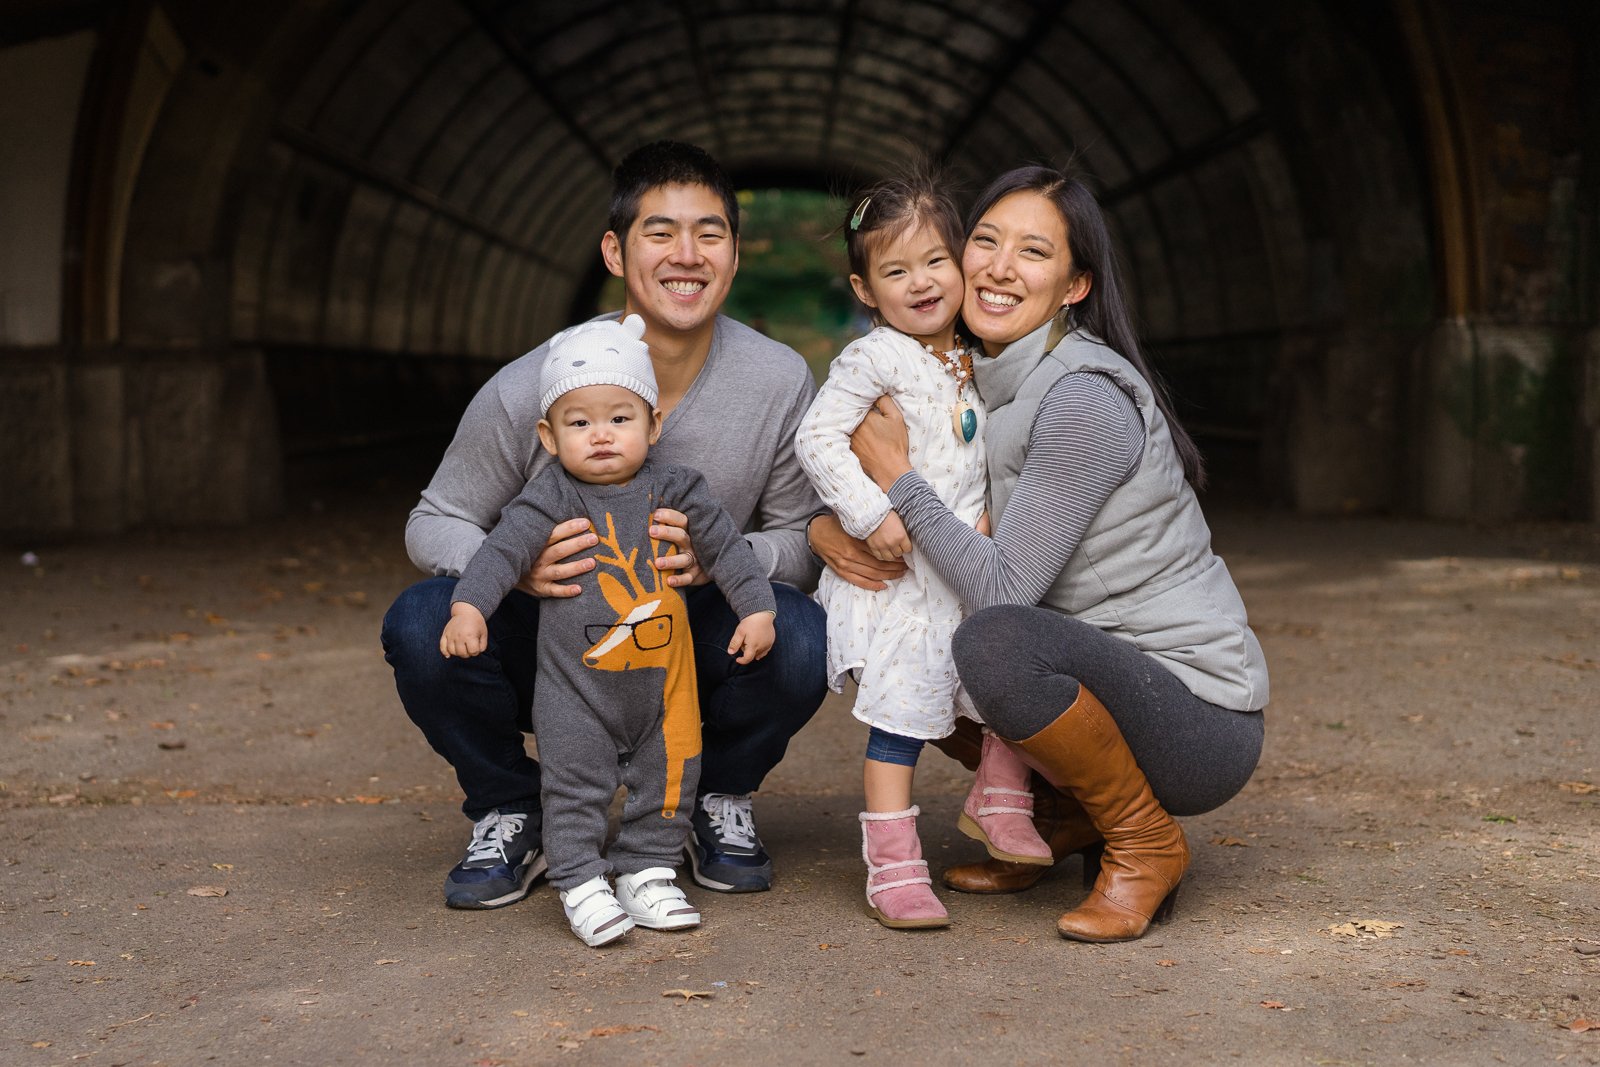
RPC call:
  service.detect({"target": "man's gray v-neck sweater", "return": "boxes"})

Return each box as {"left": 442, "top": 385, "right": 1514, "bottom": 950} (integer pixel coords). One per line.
{"left": 407, "top": 314, "right": 822, "bottom": 590}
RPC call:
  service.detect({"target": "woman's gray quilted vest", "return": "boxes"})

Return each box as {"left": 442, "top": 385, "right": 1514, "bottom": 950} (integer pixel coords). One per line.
{"left": 974, "top": 321, "right": 1269, "bottom": 711}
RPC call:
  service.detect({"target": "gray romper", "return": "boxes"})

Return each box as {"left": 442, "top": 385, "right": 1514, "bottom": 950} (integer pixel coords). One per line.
{"left": 452, "top": 459, "right": 776, "bottom": 890}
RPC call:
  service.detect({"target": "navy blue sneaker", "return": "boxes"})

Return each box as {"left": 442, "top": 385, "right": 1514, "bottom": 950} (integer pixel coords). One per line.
{"left": 687, "top": 793, "right": 772, "bottom": 893}
{"left": 444, "top": 810, "right": 547, "bottom": 909}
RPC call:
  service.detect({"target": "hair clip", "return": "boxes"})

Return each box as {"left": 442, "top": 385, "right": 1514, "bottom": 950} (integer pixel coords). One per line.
{"left": 849, "top": 196, "right": 872, "bottom": 231}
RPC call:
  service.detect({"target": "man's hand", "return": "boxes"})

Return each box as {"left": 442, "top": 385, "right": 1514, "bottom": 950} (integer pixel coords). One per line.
{"left": 808, "top": 513, "right": 907, "bottom": 591}
{"left": 649, "top": 508, "right": 708, "bottom": 588}
{"left": 977, "top": 511, "right": 992, "bottom": 537}
{"left": 440, "top": 602, "right": 489, "bottom": 658}
{"left": 727, "top": 612, "right": 776, "bottom": 664}
{"left": 865, "top": 510, "right": 912, "bottom": 561}
{"left": 515, "top": 517, "right": 598, "bottom": 598}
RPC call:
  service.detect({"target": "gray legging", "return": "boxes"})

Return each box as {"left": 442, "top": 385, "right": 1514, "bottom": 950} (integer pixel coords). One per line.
{"left": 952, "top": 605, "right": 1264, "bottom": 817}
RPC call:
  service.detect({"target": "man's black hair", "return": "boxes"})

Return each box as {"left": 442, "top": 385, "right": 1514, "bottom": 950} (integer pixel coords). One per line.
{"left": 607, "top": 140, "right": 740, "bottom": 241}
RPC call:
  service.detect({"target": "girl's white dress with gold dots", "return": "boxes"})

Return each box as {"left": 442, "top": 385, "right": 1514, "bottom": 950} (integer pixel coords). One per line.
{"left": 795, "top": 327, "right": 988, "bottom": 740}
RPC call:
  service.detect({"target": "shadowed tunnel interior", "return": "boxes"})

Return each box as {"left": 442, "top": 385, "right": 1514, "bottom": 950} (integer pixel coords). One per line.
{"left": 1, "top": 0, "right": 1596, "bottom": 536}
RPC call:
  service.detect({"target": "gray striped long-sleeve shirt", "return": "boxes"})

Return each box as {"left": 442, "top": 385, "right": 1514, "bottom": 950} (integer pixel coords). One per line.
{"left": 888, "top": 371, "right": 1145, "bottom": 612}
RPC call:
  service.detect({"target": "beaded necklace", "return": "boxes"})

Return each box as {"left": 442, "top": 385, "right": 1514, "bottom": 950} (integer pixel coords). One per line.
{"left": 922, "top": 336, "right": 978, "bottom": 444}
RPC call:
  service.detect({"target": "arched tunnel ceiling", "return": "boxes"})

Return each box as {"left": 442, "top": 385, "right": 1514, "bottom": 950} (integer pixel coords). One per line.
{"left": 16, "top": 0, "right": 1597, "bottom": 532}
{"left": 225, "top": 0, "right": 1323, "bottom": 369}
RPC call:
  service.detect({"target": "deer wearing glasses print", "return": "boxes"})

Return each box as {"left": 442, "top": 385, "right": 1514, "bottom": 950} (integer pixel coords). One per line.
{"left": 583, "top": 508, "right": 700, "bottom": 819}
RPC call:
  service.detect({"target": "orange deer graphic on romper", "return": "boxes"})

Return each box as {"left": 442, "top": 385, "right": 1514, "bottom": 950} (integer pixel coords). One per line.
{"left": 581, "top": 508, "right": 699, "bottom": 818}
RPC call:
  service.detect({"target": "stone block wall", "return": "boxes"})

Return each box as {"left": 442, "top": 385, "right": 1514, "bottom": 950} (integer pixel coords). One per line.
{"left": 0, "top": 348, "right": 281, "bottom": 541}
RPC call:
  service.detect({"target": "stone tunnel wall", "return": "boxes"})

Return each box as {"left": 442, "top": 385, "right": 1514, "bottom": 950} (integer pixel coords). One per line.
{"left": 0, "top": 0, "right": 1595, "bottom": 539}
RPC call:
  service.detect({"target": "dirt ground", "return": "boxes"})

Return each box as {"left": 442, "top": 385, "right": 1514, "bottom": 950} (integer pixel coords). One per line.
{"left": 2, "top": 473, "right": 1597, "bottom": 1067}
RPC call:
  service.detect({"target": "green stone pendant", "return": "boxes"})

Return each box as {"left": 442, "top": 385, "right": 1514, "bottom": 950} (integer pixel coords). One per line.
{"left": 953, "top": 402, "right": 978, "bottom": 444}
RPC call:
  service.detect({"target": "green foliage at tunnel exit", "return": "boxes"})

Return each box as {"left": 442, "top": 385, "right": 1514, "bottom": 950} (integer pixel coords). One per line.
{"left": 599, "top": 189, "right": 862, "bottom": 382}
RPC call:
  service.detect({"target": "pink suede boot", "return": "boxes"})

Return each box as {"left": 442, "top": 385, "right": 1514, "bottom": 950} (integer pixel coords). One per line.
{"left": 956, "top": 728, "right": 1053, "bottom": 865}
{"left": 860, "top": 807, "right": 950, "bottom": 930}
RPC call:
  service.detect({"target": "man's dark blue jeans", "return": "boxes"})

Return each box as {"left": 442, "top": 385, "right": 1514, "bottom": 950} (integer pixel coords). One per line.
{"left": 381, "top": 576, "right": 828, "bottom": 824}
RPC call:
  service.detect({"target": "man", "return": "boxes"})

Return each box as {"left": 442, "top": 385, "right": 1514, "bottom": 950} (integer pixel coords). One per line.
{"left": 381, "top": 141, "right": 828, "bottom": 908}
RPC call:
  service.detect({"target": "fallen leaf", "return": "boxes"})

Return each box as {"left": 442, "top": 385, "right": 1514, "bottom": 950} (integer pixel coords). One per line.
{"left": 555, "top": 1041, "right": 581, "bottom": 1051}
{"left": 186, "top": 886, "right": 228, "bottom": 898}
{"left": 32, "top": 1041, "right": 50, "bottom": 1049}
{"left": 1261, "top": 1000, "right": 1287, "bottom": 1010}
{"left": 68, "top": 960, "right": 95, "bottom": 967}
{"left": 661, "top": 988, "right": 713, "bottom": 1002}
{"left": 255, "top": 652, "right": 274, "bottom": 662}
{"left": 148, "top": 721, "right": 175, "bottom": 730}
{"left": 1326, "top": 918, "right": 1403, "bottom": 939}
{"left": 1542, "top": 653, "right": 1599, "bottom": 671}
{"left": 211, "top": 863, "right": 233, "bottom": 871}
{"left": 374, "top": 959, "right": 401, "bottom": 965}
{"left": 510, "top": 1010, "right": 528, "bottom": 1017}
{"left": 1210, "top": 835, "right": 1250, "bottom": 847}
{"left": 349, "top": 795, "right": 388, "bottom": 805}
{"left": 1565, "top": 1018, "right": 1596, "bottom": 1033}
{"left": 1157, "top": 959, "right": 1177, "bottom": 967}
{"left": 1559, "top": 781, "right": 1597, "bottom": 795}
{"left": 588, "top": 1024, "right": 659, "bottom": 1037}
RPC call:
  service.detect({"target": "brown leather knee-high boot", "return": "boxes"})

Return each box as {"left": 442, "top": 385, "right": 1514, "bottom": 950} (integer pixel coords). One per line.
{"left": 1013, "top": 685, "right": 1189, "bottom": 943}
{"left": 934, "top": 720, "right": 1103, "bottom": 895}
{"left": 930, "top": 717, "right": 985, "bottom": 771}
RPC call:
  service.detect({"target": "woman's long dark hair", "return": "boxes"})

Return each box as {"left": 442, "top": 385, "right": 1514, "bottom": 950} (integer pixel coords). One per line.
{"left": 967, "top": 166, "right": 1206, "bottom": 489}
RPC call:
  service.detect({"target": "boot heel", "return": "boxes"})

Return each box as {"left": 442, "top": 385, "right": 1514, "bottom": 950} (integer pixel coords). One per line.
{"left": 1151, "top": 881, "right": 1182, "bottom": 925}
{"left": 1076, "top": 842, "right": 1104, "bottom": 890}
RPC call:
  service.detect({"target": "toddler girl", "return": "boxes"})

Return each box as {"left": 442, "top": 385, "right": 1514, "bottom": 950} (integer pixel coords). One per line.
{"left": 795, "top": 173, "right": 1051, "bottom": 929}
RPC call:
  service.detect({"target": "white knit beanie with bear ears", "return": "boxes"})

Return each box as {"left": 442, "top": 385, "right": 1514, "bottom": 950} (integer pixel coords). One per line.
{"left": 538, "top": 313, "right": 658, "bottom": 418}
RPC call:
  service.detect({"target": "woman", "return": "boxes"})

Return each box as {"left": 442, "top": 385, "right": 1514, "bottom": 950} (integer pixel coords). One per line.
{"left": 843, "top": 166, "right": 1269, "bottom": 942}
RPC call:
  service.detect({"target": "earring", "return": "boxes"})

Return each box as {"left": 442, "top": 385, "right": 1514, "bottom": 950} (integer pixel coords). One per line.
{"left": 1047, "top": 303, "right": 1075, "bottom": 349}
